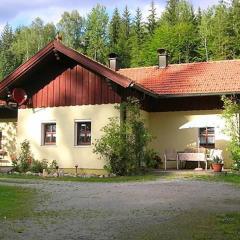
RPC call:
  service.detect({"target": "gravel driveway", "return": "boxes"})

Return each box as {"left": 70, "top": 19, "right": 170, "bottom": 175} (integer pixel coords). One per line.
{"left": 0, "top": 178, "right": 240, "bottom": 240}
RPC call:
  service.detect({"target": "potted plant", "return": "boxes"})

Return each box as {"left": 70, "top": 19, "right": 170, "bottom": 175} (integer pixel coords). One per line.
{"left": 211, "top": 156, "right": 224, "bottom": 172}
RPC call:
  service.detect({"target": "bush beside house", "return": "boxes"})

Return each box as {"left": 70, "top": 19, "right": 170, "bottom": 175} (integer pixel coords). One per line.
{"left": 94, "top": 98, "right": 159, "bottom": 176}
{"left": 222, "top": 96, "right": 240, "bottom": 171}
{"left": 12, "top": 140, "right": 55, "bottom": 174}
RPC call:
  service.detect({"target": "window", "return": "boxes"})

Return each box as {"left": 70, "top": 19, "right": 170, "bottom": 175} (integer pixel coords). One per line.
{"left": 0, "top": 131, "right": 2, "bottom": 149}
{"left": 42, "top": 123, "right": 56, "bottom": 145}
{"left": 199, "top": 127, "right": 215, "bottom": 148}
{"left": 75, "top": 121, "right": 91, "bottom": 146}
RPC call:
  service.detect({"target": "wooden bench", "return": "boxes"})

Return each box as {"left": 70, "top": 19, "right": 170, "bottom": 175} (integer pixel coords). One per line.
{"left": 177, "top": 152, "right": 207, "bottom": 170}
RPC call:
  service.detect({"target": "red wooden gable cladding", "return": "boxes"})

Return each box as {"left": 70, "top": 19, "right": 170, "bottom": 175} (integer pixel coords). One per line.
{"left": 30, "top": 64, "right": 121, "bottom": 108}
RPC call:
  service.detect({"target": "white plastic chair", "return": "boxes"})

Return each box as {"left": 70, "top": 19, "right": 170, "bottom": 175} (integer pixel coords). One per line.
{"left": 164, "top": 149, "right": 178, "bottom": 170}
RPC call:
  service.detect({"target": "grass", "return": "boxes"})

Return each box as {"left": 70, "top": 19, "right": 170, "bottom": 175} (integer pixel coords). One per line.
{"left": 180, "top": 172, "right": 240, "bottom": 186}
{"left": 0, "top": 185, "right": 35, "bottom": 219}
{"left": 0, "top": 173, "right": 159, "bottom": 183}
{"left": 1, "top": 168, "right": 238, "bottom": 183}
{"left": 128, "top": 211, "right": 240, "bottom": 240}
{"left": 0, "top": 171, "right": 239, "bottom": 184}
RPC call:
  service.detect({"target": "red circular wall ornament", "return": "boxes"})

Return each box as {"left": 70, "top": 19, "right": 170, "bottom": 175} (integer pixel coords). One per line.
{"left": 12, "top": 88, "right": 27, "bottom": 105}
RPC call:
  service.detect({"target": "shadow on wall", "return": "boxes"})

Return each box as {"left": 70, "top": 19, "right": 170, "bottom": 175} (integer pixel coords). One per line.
{"left": 0, "top": 121, "right": 17, "bottom": 161}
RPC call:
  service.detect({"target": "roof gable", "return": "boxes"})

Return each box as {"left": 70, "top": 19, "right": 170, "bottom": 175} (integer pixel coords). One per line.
{"left": 0, "top": 40, "right": 134, "bottom": 96}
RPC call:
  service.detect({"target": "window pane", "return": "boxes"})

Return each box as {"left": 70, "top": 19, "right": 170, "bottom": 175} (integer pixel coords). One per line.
{"left": 43, "top": 123, "right": 56, "bottom": 145}
{"left": 199, "top": 127, "right": 215, "bottom": 148}
{"left": 76, "top": 122, "right": 91, "bottom": 145}
{"left": 207, "top": 136, "right": 215, "bottom": 144}
{"left": 200, "top": 136, "right": 206, "bottom": 144}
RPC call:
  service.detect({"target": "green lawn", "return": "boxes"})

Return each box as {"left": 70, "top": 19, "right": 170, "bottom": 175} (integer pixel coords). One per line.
{"left": 0, "top": 172, "right": 240, "bottom": 184}
{"left": 0, "top": 173, "right": 159, "bottom": 183}
{"left": 181, "top": 172, "right": 240, "bottom": 186}
{"left": 0, "top": 185, "right": 35, "bottom": 219}
{"left": 130, "top": 211, "right": 240, "bottom": 240}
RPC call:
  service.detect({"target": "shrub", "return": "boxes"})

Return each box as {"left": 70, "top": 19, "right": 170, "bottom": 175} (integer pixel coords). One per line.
{"left": 15, "top": 140, "right": 33, "bottom": 172}
{"left": 30, "top": 159, "right": 48, "bottom": 173}
{"left": 94, "top": 97, "right": 155, "bottom": 175}
{"left": 145, "top": 149, "right": 162, "bottom": 169}
{"left": 48, "top": 160, "right": 58, "bottom": 173}
{"left": 229, "top": 141, "right": 240, "bottom": 170}
{"left": 222, "top": 96, "right": 240, "bottom": 171}
{"left": 12, "top": 140, "right": 50, "bottom": 173}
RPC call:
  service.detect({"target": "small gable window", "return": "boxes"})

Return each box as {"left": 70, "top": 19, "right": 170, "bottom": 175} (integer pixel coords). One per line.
{"left": 75, "top": 121, "right": 91, "bottom": 146}
{"left": 42, "top": 123, "right": 56, "bottom": 145}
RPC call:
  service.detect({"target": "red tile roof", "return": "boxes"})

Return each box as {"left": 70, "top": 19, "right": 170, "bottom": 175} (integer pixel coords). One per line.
{"left": 117, "top": 60, "right": 240, "bottom": 96}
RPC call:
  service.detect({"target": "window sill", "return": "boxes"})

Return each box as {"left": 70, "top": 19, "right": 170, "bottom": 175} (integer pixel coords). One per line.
{"left": 41, "top": 144, "right": 57, "bottom": 147}
{"left": 73, "top": 145, "right": 92, "bottom": 148}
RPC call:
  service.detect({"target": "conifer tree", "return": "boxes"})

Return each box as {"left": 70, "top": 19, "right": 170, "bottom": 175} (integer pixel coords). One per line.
{"left": 211, "top": 1, "right": 231, "bottom": 59}
{"left": 0, "top": 24, "right": 16, "bottom": 79}
{"left": 118, "top": 6, "right": 132, "bottom": 68}
{"left": 230, "top": 0, "right": 240, "bottom": 57}
{"left": 130, "top": 8, "right": 145, "bottom": 67}
{"left": 147, "top": 1, "right": 157, "bottom": 35}
{"left": 109, "top": 8, "right": 121, "bottom": 53}
{"left": 163, "top": 0, "right": 179, "bottom": 25}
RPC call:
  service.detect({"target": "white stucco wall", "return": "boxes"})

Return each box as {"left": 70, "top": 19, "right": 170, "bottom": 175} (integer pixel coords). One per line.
{"left": 17, "top": 104, "right": 120, "bottom": 169}
{"left": 0, "top": 120, "right": 17, "bottom": 164}
{"left": 16, "top": 106, "right": 233, "bottom": 170}
{"left": 148, "top": 110, "right": 232, "bottom": 168}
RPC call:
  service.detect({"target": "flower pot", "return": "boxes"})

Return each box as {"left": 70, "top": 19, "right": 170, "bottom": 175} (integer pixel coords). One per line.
{"left": 212, "top": 163, "right": 224, "bottom": 172}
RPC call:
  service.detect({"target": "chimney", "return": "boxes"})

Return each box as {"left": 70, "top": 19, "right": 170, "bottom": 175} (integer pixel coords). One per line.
{"left": 108, "top": 53, "right": 119, "bottom": 71}
{"left": 157, "top": 48, "right": 168, "bottom": 68}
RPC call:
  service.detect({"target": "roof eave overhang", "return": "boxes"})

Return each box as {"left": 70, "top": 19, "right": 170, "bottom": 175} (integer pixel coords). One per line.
{"left": 156, "top": 92, "right": 239, "bottom": 98}
{"left": 130, "top": 83, "right": 159, "bottom": 98}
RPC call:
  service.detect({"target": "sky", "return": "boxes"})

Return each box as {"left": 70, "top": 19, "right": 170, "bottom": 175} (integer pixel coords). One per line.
{"left": 0, "top": 0, "right": 219, "bottom": 33}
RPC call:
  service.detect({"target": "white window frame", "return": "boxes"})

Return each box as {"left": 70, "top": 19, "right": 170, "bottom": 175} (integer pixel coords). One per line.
{"left": 41, "top": 121, "right": 56, "bottom": 146}
{"left": 74, "top": 120, "right": 92, "bottom": 147}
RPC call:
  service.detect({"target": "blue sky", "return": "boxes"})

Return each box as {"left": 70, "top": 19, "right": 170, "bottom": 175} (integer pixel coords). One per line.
{"left": 0, "top": 0, "right": 219, "bottom": 32}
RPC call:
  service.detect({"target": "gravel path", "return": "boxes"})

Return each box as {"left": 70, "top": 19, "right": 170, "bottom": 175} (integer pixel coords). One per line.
{"left": 0, "top": 179, "right": 240, "bottom": 240}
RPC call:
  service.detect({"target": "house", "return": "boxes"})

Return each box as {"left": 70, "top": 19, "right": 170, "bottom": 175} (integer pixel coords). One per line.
{"left": 0, "top": 40, "right": 238, "bottom": 173}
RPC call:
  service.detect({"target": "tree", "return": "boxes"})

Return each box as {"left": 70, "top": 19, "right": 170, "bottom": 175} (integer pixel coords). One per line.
{"left": 222, "top": 96, "right": 240, "bottom": 170}
{"left": 43, "top": 23, "right": 57, "bottom": 44}
{"left": 109, "top": 8, "right": 121, "bottom": 53}
{"left": 85, "top": 4, "right": 109, "bottom": 63}
{"left": 94, "top": 98, "right": 154, "bottom": 175}
{"left": 229, "top": 0, "right": 240, "bottom": 58}
{"left": 199, "top": 9, "right": 214, "bottom": 61}
{"left": 211, "top": 2, "right": 231, "bottom": 60}
{"left": 163, "top": 0, "right": 179, "bottom": 25}
{"left": 130, "top": 8, "right": 146, "bottom": 67}
{"left": 142, "top": 0, "right": 199, "bottom": 65}
{"left": 0, "top": 24, "right": 16, "bottom": 79}
{"left": 122, "top": 6, "right": 131, "bottom": 39}
{"left": 11, "top": 18, "right": 56, "bottom": 67}
{"left": 57, "top": 10, "right": 84, "bottom": 50}
{"left": 147, "top": 1, "right": 158, "bottom": 35}
{"left": 117, "top": 6, "right": 132, "bottom": 68}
